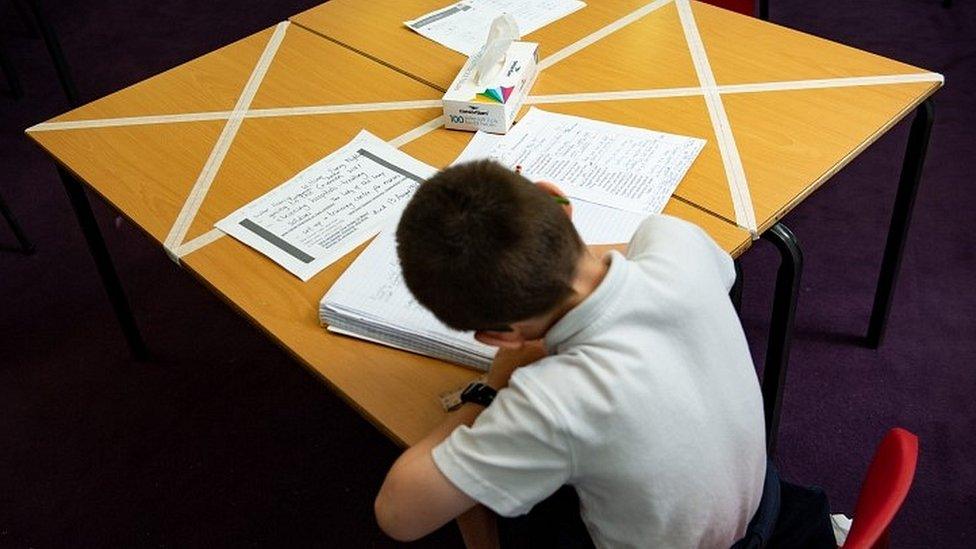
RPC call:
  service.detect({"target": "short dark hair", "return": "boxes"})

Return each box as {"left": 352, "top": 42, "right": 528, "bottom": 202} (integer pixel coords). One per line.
{"left": 396, "top": 160, "right": 584, "bottom": 331}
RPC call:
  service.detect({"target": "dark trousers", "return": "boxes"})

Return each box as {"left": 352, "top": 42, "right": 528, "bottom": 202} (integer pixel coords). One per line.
{"left": 499, "top": 486, "right": 595, "bottom": 549}
{"left": 766, "top": 481, "right": 836, "bottom": 549}
{"left": 501, "top": 467, "right": 834, "bottom": 549}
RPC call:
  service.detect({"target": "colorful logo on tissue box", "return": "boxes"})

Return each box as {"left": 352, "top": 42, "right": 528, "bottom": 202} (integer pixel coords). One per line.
{"left": 474, "top": 86, "right": 515, "bottom": 104}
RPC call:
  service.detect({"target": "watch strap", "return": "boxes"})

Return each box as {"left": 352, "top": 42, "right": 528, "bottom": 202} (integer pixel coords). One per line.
{"left": 460, "top": 382, "right": 497, "bottom": 408}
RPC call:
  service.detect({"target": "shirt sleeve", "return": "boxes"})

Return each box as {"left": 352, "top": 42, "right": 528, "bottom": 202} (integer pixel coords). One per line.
{"left": 626, "top": 214, "right": 736, "bottom": 291}
{"left": 431, "top": 372, "right": 573, "bottom": 517}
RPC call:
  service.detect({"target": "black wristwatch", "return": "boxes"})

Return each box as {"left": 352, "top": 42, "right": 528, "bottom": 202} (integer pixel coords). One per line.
{"left": 460, "top": 382, "right": 497, "bottom": 408}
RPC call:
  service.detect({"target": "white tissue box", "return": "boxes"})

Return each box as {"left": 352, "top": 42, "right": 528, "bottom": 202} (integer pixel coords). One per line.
{"left": 443, "top": 41, "right": 539, "bottom": 134}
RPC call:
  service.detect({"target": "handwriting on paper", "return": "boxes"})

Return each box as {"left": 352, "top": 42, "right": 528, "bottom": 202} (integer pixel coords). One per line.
{"left": 216, "top": 130, "right": 436, "bottom": 281}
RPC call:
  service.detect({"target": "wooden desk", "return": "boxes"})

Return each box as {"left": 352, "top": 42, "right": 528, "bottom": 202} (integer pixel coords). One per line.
{"left": 529, "top": 0, "right": 942, "bottom": 234}
{"left": 289, "top": 0, "right": 943, "bottom": 451}
{"left": 292, "top": 0, "right": 941, "bottom": 234}
{"left": 27, "top": 23, "right": 749, "bottom": 447}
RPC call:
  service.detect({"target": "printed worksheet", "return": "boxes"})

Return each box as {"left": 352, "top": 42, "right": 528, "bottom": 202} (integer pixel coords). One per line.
{"left": 405, "top": 0, "right": 586, "bottom": 56}
{"left": 216, "top": 130, "right": 436, "bottom": 281}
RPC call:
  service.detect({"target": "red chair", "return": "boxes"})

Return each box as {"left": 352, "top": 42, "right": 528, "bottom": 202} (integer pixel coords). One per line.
{"left": 699, "top": 0, "right": 769, "bottom": 20}
{"left": 842, "top": 428, "right": 919, "bottom": 549}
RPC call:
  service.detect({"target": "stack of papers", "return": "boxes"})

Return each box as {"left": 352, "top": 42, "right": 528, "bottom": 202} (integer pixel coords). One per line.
{"left": 320, "top": 229, "right": 497, "bottom": 371}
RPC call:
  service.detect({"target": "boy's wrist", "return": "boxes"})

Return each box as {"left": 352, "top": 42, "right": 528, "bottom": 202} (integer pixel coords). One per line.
{"left": 485, "top": 368, "right": 512, "bottom": 391}
{"left": 485, "top": 340, "right": 547, "bottom": 389}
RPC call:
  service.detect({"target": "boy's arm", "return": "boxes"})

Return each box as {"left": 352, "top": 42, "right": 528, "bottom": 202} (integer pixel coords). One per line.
{"left": 374, "top": 404, "right": 482, "bottom": 542}
{"left": 374, "top": 343, "right": 546, "bottom": 542}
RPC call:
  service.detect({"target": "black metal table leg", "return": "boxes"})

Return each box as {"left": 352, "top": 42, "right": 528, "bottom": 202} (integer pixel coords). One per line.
{"left": 23, "top": 0, "right": 79, "bottom": 106}
{"left": 866, "top": 99, "right": 934, "bottom": 348}
{"left": 57, "top": 166, "right": 148, "bottom": 360}
{"left": 760, "top": 223, "right": 802, "bottom": 457}
{"left": 758, "top": 0, "right": 769, "bottom": 20}
{"left": 0, "top": 189, "right": 34, "bottom": 253}
{"left": 730, "top": 259, "right": 744, "bottom": 314}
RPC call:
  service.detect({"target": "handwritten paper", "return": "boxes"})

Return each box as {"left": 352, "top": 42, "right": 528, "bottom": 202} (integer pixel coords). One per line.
{"left": 405, "top": 0, "right": 586, "bottom": 56}
{"left": 216, "top": 130, "right": 435, "bottom": 281}
{"left": 453, "top": 129, "right": 646, "bottom": 244}
{"left": 455, "top": 108, "right": 706, "bottom": 219}
{"left": 320, "top": 229, "right": 496, "bottom": 370}
{"left": 452, "top": 109, "right": 704, "bottom": 244}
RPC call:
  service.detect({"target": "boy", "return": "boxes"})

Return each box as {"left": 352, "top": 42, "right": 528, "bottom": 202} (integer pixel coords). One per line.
{"left": 375, "top": 160, "right": 767, "bottom": 547}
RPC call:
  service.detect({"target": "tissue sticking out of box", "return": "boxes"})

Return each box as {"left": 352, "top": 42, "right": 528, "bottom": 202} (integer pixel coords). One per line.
{"left": 475, "top": 14, "right": 519, "bottom": 86}
{"left": 443, "top": 15, "right": 539, "bottom": 134}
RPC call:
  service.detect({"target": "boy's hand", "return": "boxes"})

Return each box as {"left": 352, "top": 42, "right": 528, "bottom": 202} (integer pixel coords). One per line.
{"left": 486, "top": 340, "right": 547, "bottom": 389}
{"left": 375, "top": 343, "right": 547, "bottom": 542}
{"left": 535, "top": 181, "right": 573, "bottom": 219}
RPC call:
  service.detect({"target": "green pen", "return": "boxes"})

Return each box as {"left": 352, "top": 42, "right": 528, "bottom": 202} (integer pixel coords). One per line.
{"left": 516, "top": 164, "right": 571, "bottom": 206}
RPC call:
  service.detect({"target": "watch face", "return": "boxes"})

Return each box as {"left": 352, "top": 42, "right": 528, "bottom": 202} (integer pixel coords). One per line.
{"left": 461, "top": 383, "right": 495, "bottom": 406}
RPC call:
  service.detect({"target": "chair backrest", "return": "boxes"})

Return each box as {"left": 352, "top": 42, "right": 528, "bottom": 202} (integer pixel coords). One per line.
{"left": 842, "top": 428, "right": 919, "bottom": 549}
{"left": 698, "top": 0, "right": 756, "bottom": 17}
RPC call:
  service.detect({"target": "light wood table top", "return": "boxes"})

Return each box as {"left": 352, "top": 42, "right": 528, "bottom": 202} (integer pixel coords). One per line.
{"left": 290, "top": 0, "right": 652, "bottom": 92}
{"left": 27, "top": 23, "right": 749, "bottom": 446}
{"left": 291, "top": 0, "right": 942, "bottom": 234}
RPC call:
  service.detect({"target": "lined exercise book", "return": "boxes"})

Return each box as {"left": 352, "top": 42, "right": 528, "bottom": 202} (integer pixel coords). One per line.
{"left": 320, "top": 229, "right": 497, "bottom": 371}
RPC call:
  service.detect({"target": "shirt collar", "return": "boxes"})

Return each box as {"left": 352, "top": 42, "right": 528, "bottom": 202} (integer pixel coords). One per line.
{"left": 544, "top": 251, "right": 628, "bottom": 353}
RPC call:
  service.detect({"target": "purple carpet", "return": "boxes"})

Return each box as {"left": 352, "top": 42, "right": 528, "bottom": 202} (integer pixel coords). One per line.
{"left": 1, "top": 0, "right": 973, "bottom": 547}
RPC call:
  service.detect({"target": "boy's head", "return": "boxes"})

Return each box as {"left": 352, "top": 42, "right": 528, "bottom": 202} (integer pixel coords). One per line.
{"left": 396, "top": 160, "right": 583, "bottom": 343}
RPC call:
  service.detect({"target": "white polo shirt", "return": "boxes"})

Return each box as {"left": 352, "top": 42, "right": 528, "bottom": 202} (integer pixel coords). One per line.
{"left": 432, "top": 215, "right": 766, "bottom": 549}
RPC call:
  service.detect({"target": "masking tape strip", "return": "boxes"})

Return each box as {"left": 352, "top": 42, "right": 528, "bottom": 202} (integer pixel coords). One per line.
{"left": 719, "top": 72, "right": 944, "bottom": 95}
{"left": 174, "top": 228, "right": 225, "bottom": 258}
{"left": 163, "top": 22, "right": 289, "bottom": 256}
{"left": 245, "top": 99, "right": 443, "bottom": 119}
{"left": 677, "top": 0, "right": 757, "bottom": 235}
{"left": 387, "top": 115, "right": 444, "bottom": 149}
{"left": 538, "top": 0, "right": 674, "bottom": 72}
{"left": 528, "top": 87, "right": 704, "bottom": 104}
{"left": 525, "top": 72, "right": 944, "bottom": 105}
{"left": 28, "top": 99, "right": 443, "bottom": 132}
{"left": 27, "top": 111, "right": 234, "bottom": 131}
{"left": 28, "top": 74, "right": 942, "bottom": 134}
